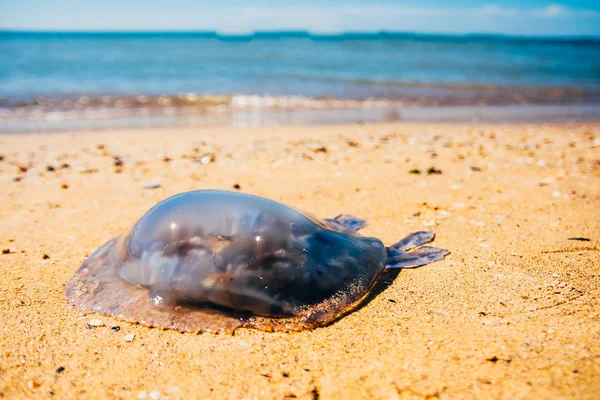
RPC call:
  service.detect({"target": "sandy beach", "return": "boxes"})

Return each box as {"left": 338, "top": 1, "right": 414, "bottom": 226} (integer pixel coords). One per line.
{"left": 0, "top": 122, "right": 599, "bottom": 399}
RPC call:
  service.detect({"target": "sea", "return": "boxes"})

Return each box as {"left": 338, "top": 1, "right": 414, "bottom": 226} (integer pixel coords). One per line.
{"left": 1, "top": 31, "right": 600, "bottom": 132}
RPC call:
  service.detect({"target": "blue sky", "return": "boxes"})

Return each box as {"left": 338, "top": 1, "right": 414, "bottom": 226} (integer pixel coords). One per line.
{"left": 1, "top": 1, "right": 599, "bottom": 36}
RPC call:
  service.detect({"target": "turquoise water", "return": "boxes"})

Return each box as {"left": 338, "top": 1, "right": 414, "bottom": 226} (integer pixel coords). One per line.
{"left": 1, "top": 31, "right": 600, "bottom": 105}
{"left": 1, "top": 31, "right": 599, "bottom": 131}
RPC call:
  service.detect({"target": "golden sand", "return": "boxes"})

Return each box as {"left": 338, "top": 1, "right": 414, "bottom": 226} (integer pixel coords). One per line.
{"left": 1, "top": 123, "right": 599, "bottom": 399}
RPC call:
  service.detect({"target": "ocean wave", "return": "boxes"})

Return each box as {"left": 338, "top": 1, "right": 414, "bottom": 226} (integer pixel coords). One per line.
{"left": 2, "top": 86, "right": 600, "bottom": 127}
{"left": 0, "top": 94, "right": 405, "bottom": 120}
{"left": 2, "top": 80, "right": 598, "bottom": 116}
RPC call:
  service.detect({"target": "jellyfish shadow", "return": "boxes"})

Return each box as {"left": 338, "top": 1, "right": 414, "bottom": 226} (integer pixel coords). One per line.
{"left": 330, "top": 268, "right": 404, "bottom": 326}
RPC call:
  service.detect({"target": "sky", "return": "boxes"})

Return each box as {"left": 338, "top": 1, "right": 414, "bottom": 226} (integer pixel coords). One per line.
{"left": 1, "top": 0, "right": 599, "bottom": 36}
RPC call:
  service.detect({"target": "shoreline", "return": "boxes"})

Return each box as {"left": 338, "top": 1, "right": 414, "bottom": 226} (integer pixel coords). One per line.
{"left": 2, "top": 104, "right": 600, "bottom": 134}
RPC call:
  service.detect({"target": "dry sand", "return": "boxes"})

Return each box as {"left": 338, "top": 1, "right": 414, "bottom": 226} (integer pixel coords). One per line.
{"left": 0, "top": 122, "right": 599, "bottom": 399}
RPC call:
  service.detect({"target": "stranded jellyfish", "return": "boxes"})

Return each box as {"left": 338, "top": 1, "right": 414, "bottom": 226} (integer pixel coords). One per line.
{"left": 67, "top": 190, "right": 449, "bottom": 333}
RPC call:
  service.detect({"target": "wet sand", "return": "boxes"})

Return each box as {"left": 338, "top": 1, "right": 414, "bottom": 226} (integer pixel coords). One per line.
{"left": 0, "top": 122, "right": 599, "bottom": 399}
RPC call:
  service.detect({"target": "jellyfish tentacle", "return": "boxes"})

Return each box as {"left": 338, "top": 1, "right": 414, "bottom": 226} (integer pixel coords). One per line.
{"left": 324, "top": 214, "right": 368, "bottom": 232}
{"left": 385, "top": 246, "right": 449, "bottom": 269}
{"left": 389, "top": 231, "right": 435, "bottom": 252}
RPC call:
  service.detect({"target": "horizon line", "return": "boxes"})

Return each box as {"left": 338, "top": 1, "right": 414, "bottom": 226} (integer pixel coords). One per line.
{"left": 1, "top": 29, "right": 599, "bottom": 41}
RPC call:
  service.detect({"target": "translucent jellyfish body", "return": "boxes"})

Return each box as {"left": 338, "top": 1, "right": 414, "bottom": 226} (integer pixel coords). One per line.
{"left": 67, "top": 190, "right": 448, "bottom": 332}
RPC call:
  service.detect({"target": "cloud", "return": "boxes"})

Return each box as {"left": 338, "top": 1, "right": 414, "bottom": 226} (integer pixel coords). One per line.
{"left": 341, "top": 4, "right": 522, "bottom": 18}
{"left": 472, "top": 5, "right": 521, "bottom": 17}
{"left": 531, "top": 3, "right": 600, "bottom": 18}
{"left": 541, "top": 4, "right": 568, "bottom": 17}
{"left": 211, "top": 4, "right": 600, "bottom": 33}
{"left": 1, "top": 2, "right": 599, "bottom": 35}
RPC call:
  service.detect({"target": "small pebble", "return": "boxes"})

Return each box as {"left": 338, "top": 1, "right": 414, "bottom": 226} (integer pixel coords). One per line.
{"left": 552, "top": 191, "right": 561, "bottom": 198}
{"left": 196, "top": 153, "right": 215, "bottom": 164}
{"left": 88, "top": 319, "right": 104, "bottom": 327}
{"left": 55, "top": 366, "right": 65, "bottom": 373}
{"left": 110, "top": 326, "right": 121, "bottom": 332}
{"left": 42, "top": 254, "right": 50, "bottom": 260}
{"left": 542, "top": 177, "right": 556, "bottom": 184}
{"left": 143, "top": 181, "right": 161, "bottom": 189}
{"left": 124, "top": 333, "right": 135, "bottom": 342}
{"left": 149, "top": 390, "right": 161, "bottom": 399}
{"left": 2, "top": 249, "right": 10, "bottom": 254}
{"left": 76, "top": 167, "right": 99, "bottom": 174}
{"left": 233, "top": 183, "right": 241, "bottom": 190}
